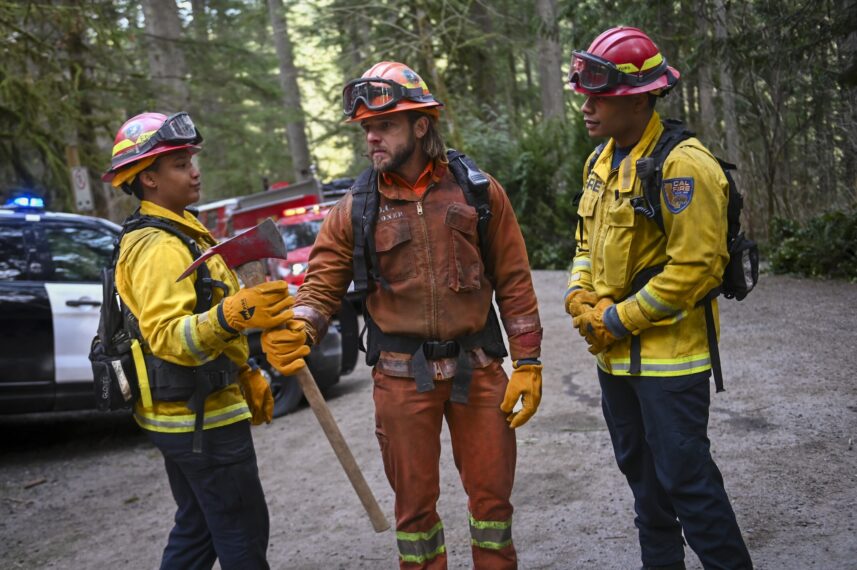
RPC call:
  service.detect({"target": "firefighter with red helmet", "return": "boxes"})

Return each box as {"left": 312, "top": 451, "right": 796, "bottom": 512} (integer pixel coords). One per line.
{"left": 103, "top": 111, "right": 307, "bottom": 569}
{"left": 565, "top": 27, "right": 753, "bottom": 569}
{"left": 263, "top": 61, "right": 543, "bottom": 569}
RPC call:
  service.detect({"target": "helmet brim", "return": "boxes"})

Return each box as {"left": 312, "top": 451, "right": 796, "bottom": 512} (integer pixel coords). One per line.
{"left": 101, "top": 143, "right": 201, "bottom": 183}
{"left": 345, "top": 100, "right": 442, "bottom": 123}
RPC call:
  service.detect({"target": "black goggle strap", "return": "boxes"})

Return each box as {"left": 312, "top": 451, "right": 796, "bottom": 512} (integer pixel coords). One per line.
{"left": 343, "top": 77, "right": 429, "bottom": 115}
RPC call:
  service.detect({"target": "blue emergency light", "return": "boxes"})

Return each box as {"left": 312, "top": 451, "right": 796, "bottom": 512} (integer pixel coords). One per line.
{"left": 4, "top": 195, "right": 45, "bottom": 209}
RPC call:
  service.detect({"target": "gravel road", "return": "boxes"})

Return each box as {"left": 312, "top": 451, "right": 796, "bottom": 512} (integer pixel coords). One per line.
{"left": 1, "top": 271, "right": 856, "bottom": 569}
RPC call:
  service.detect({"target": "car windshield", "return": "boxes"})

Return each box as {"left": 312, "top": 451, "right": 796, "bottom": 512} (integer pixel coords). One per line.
{"left": 280, "top": 220, "right": 324, "bottom": 251}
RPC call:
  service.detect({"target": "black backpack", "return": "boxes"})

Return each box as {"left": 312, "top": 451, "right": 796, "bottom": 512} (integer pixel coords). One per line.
{"left": 89, "top": 214, "right": 218, "bottom": 411}
{"left": 585, "top": 119, "right": 760, "bottom": 391}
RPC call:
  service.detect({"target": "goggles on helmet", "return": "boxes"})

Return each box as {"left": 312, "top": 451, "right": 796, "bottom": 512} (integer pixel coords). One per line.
{"left": 569, "top": 50, "right": 668, "bottom": 93}
{"left": 111, "top": 112, "right": 202, "bottom": 170}
{"left": 342, "top": 77, "right": 432, "bottom": 118}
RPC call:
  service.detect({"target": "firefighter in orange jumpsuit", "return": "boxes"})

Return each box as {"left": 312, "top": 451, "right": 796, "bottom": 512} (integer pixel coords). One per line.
{"left": 262, "top": 61, "right": 543, "bottom": 569}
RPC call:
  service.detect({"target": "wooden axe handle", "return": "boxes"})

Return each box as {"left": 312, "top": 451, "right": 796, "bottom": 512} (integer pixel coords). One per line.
{"left": 237, "top": 262, "right": 390, "bottom": 533}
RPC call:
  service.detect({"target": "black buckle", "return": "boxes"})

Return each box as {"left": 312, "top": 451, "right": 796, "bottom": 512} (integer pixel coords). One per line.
{"left": 422, "top": 340, "right": 460, "bottom": 360}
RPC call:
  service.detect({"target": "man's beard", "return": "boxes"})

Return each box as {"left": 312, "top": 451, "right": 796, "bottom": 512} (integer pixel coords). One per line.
{"left": 374, "top": 137, "right": 416, "bottom": 173}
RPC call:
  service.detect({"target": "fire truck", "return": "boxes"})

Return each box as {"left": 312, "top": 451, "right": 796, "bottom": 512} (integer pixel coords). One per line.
{"left": 196, "top": 178, "right": 321, "bottom": 239}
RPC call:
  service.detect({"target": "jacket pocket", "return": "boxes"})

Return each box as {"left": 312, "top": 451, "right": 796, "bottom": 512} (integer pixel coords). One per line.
{"left": 375, "top": 218, "right": 416, "bottom": 283}
{"left": 445, "top": 202, "right": 482, "bottom": 292}
{"left": 577, "top": 190, "right": 598, "bottom": 218}
{"left": 601, "top": 199, "right": 636, "bottom": 288}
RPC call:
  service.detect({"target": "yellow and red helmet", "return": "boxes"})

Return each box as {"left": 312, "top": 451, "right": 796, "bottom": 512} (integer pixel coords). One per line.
{"left": 101, "top": 112, "right": 202, "bottom": 184}
{"left": 568, "top": 27, "right": 680, "bottom": 97}
{"left": 342, "top": 61, "right": 443, "bottom": 123}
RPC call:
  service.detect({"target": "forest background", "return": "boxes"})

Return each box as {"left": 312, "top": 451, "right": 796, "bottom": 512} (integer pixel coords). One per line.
{"left": 2, "top": 0, "right": 856, "bottom": 275}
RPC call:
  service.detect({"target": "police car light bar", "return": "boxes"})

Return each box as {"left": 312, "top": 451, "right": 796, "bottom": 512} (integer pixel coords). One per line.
{"left": 5, "top": 195, "right": 45, "bottom": 209}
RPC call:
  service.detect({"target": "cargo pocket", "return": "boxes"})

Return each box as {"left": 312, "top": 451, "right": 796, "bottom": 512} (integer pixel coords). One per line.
{"left": 445, "top": 202, "right": 482, "bottom": 292}
{"left": 375, "top": 218, "right": 416, "bottom": 283}
{"left": 601, "top": 199, "right": 636, "bottom": 288}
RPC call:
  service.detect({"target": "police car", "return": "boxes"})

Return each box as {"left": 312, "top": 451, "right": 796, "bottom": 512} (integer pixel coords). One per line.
{"left": 0, "top": 196, "right": 344, "bottom": 417}
{"left": 0, "top": 196, "right": 120, "bottom": 413}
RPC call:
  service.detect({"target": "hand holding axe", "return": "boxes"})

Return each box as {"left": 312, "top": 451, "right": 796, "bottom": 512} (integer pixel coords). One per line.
{"left": 178, "top": 218, "right": 390, "bottom": 532}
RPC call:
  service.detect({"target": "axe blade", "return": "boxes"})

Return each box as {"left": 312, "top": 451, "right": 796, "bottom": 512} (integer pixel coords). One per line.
{"left": 176, "top": 218, "right": 287, "bottom": 282}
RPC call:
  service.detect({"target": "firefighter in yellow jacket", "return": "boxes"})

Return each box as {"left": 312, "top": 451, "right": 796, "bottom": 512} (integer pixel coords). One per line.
{"left": 565, "top": 28, "right": 753, "bottom": 570}
{"left": 102, "top": 111, "right": 307, "bottom": 570}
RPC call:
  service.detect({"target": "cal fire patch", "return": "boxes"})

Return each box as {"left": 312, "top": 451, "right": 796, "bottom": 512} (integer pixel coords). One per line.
{"left": 662, "top": 177, "right": 694, "bottom": 214}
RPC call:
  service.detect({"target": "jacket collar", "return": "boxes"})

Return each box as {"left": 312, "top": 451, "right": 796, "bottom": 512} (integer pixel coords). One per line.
{"left": 139, "top": 200, "right": 216, "bottom": 245}
{"left": 378, "top": 156, "right": 449, "bottom": 201}
{"left": 591, "top": 111, "right": 664, "bottom": 194}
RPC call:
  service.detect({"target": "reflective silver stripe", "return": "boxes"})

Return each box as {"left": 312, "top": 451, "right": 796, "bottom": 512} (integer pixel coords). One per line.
{"left": 396, "top": 521, "right": 445, "bottom": 563}
{"left": 637, "top": 287, "right": 681, "bottom": 319}
{"left": 572, "top": 258, "right": 591, "bottom": 271}
{"left": 469, "top": 514, "right": 512, "bottom": 550}
{"left": 182, "top": 316, "right": 209, "bottom": 362}
{"left": 135, "top": 403, "right": 250, "bottom": 430}
{"left": 610, "top": 356, "right": 711, "bottom": 375}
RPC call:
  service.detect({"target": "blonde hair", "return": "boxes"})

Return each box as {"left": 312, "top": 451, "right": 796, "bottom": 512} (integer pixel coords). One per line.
{"left": 408, "top": 111, "right": 446, "bottom": 161}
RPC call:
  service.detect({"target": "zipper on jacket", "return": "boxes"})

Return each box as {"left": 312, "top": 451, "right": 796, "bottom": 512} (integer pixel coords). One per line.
{"left": 416, "top": 196, "right": 437, "bottom": 339}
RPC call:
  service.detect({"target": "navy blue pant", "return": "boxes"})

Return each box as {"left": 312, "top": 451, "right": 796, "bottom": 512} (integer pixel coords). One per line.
{"left": 598, "top": 369, "right": 752, "bottom": 570}
{"left": 147, "top": 420, "right": 270, "bottom": 570}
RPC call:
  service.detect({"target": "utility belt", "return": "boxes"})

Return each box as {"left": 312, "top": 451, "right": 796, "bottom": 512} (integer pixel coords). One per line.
{"left": 621, "top": 265, "right": 724, "bottom": 392}
{"left": 363, "top": 306, "right": 507, "bottom": 403}
{"left": 142, "top": 353, "right": 239, "bottom": 452}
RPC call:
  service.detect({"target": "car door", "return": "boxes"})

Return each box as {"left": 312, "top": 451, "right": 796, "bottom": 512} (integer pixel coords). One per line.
{"left": 36, "top": 220, "right": 117, "bottom": 385}
{"left": 0, "top": 219, "right": 54, "bottom": 412}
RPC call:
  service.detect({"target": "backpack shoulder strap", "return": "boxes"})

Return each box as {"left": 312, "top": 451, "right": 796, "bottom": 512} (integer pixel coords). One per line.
{"left": 637, "top": 119, "right": 694, "bottom": 233}
{"left": 350, "top": 166, "right": 380, "bottom": 296}
{"left": 119, "top": 212, "right": 215, "bottom": 313}
{"left": 446, "top": 148, "right": 492, "bottom": 252}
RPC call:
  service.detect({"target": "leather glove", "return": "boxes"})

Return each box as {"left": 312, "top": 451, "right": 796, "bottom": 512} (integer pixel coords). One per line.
{"left": 219, "top": 281, "right": 294, "bottom": 333}
{"left": 572, "top": 298, "right": 618, "bottom": 355}
{"left": 564, "top": 288, "right": 599, "bottom": 318}
{"left": 500, "top": 359, "right": 543, "bottom": 429}
{"left": 239, "top": 367, "right": 274, "bottom": 425}
{"left": 262, "top": 319, "right": 312, "bottom": 376}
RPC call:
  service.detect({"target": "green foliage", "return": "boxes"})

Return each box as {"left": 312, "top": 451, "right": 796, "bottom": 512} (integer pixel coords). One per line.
{"left": 460, "top": 114, "right": 592, "bottom": 269}
{"left": 768, "top": 211, "right": 857, "bottom": 280}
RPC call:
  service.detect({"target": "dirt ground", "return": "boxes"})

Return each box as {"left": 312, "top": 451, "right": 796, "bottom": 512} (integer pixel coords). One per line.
{"left": 1, "top": 271, "right": 856, "bottom": 569}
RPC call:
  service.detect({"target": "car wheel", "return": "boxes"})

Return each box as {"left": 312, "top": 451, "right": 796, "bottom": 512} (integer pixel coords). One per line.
{"left": 259, "top": 364, "right": 304, "bottom": 418}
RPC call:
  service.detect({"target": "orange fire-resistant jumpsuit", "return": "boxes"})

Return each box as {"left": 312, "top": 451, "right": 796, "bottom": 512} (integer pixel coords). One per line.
{"left": 294, "top": 157, "right": 541, "bottom": 569}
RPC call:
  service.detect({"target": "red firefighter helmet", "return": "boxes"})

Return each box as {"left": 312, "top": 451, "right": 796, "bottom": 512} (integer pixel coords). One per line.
{"left": 568, "top": 27, "right": 680, "bottom": 97}
{"left": 342, "top": 61, "right": 443, "bottom": 123}
{"left": 101, "top": 112, "right": 202, "bottom": 183}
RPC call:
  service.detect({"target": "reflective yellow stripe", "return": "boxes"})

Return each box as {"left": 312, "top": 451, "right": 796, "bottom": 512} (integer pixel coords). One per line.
{"left": 603, "top": 353, "right": 711, "bottom": 377}
{"left": 469, "top": 514, "right": 513, "bottom": 550}
{"left": 131, "top": 339, "right": 152, "bottom": 408}
{"left": 397, "top": 521, "right": 446, "bottom": 563}
{"left": 134, "top": 402, "right": 251, "bottom": 432}
{"left": 616, "top": 52, "right": 663, "bottom": 74}
{"left": 112, "top": 130, "right": 156, "bottom": 155}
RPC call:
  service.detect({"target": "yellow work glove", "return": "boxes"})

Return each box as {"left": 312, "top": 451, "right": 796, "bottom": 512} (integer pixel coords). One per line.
{"left": 262, "top": 319, "right": 312, "bottom": 377}
{"left": 239, "top": 367, "right": 274, "bottom": 425}
{"left": 500, "top": 359, "right": 543, "bottom": 429}
{"left": 572, "top": 298, "right": 621, "bottom": 355}
{"left": 218, "top": 281, "right": 294, "bottom": 333}
{"left": 564, "top": 288, "right": 599, "bottom": 318}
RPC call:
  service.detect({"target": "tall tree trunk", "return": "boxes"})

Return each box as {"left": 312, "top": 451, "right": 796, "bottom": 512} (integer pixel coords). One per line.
{"left": 535, "top": 0, "right": 565, "bottom": 122}
{"left": 414, "top": 2, "right": 460, "bottom": 148}
{"left": 695, "top": 1, "right": 715, "bottom": 143}
{"left": 267, "top": 0, "right": 312, "bottom": 181}
{"left": 141, "top": 0, "right": 190, "bottom": 111}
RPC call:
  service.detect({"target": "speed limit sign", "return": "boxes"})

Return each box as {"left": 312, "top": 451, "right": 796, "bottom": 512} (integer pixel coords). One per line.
{"left": 70, "top": 166, "right": 93, "bottom": 211}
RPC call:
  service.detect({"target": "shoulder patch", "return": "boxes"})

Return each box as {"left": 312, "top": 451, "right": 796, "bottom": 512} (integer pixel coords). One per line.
{"left": 662, "top": 177, "right": 694, "bottom": 214}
